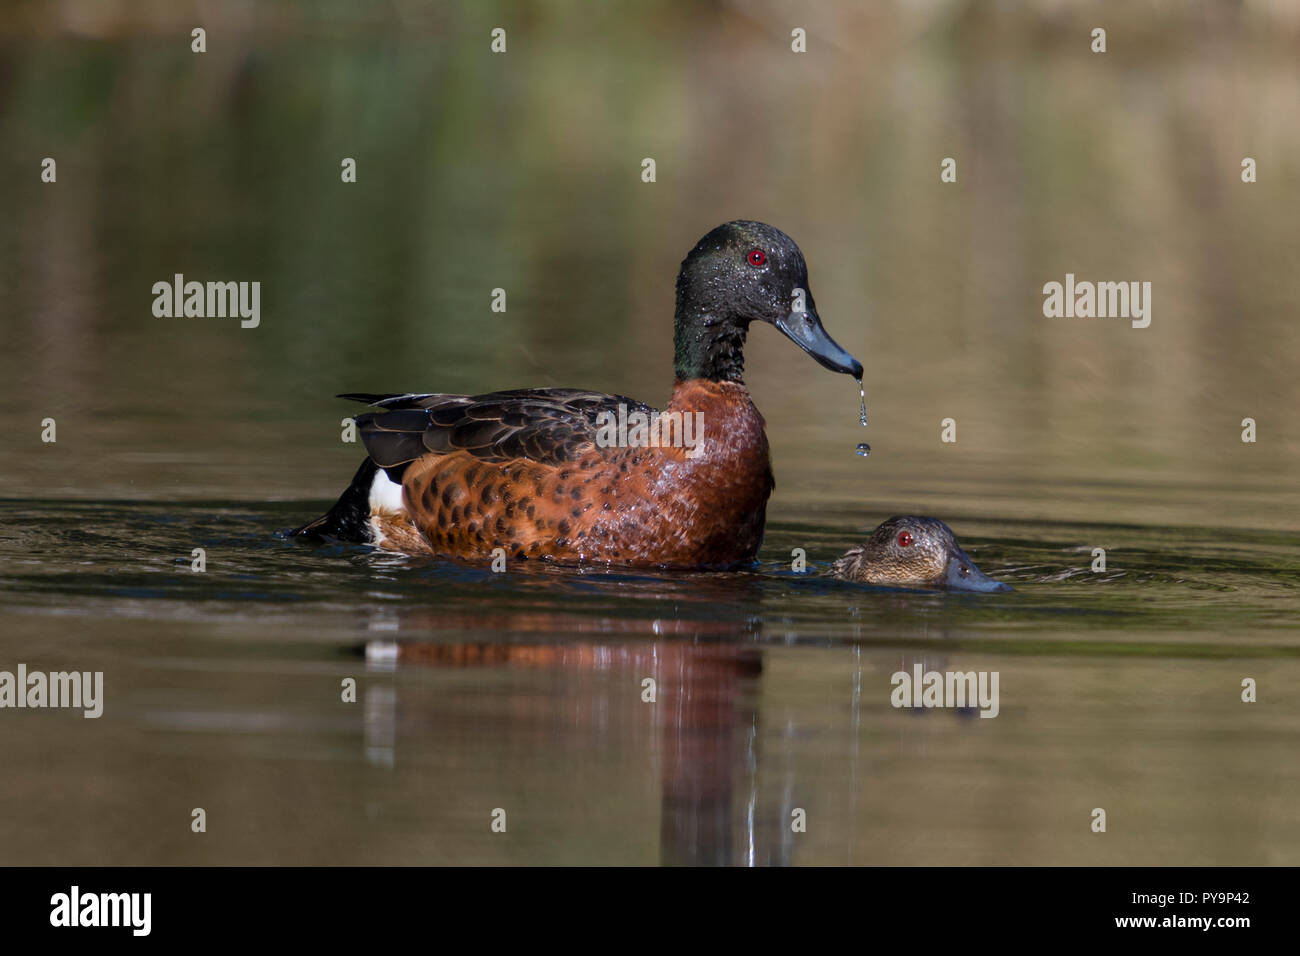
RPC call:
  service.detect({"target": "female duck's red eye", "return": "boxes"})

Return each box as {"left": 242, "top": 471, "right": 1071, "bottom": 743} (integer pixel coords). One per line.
{"left": 897, "top": 531, "right": 914, "bottom": 547}
{"left": 747, "top": 249, "right": 766, "bottom": 267}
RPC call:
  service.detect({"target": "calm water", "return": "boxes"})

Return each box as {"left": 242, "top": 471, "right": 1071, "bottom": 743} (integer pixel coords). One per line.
{"left": 1, "top": 2, "right": 1298, "bottom": 865}
{"left": 0, "top": 498, "right": 1296, "bottom": 865}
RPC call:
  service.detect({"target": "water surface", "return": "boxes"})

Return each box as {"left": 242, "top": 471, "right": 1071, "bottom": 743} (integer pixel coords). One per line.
{"left": 1, "top": 1, "right": 1298, "bottom": 866}
{"left": 1, "top": 499, "right": 1296, "bottom": 865}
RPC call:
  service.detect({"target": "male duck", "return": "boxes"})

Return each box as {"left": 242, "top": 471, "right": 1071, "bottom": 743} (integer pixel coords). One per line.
{"left": 293, "top": 220, "right": 862, "bottom": 568}
{"left": 831, "top": 516, "right": 1013, "bottom": 592}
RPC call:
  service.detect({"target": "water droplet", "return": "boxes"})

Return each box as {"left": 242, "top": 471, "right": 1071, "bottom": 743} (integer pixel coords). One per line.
{"left": 852, "top": 380, "right": 870, "bottom": 456}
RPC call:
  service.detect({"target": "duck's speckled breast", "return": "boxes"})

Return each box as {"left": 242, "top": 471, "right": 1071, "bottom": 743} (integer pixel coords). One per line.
{"left": 383, "top": 379, "right": 773, "bottom": 568}
{"left": 609, "top": 379, "right": 773, "bottom": 567}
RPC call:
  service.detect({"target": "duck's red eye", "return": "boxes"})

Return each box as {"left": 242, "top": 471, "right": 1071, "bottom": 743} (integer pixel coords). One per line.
{"left": 897, "top": 531, "right": 914, "bottom": 547}
{"left": 747, "top": 249, "right": 766, "bottom": 267}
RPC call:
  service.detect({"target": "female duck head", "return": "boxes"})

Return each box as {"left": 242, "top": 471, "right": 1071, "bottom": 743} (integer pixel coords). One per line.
{"left": 673, "top": 220, "right": 863, "bottom": 383}
{"left": 831, "top": 516, "right": 1013, "bottom": 592}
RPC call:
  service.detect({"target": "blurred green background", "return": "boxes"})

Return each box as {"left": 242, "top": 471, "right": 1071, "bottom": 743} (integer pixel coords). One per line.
{"left": 1, "top": 0, "right": 1298, "bottom": 868}
{"left": 0, "top": 0, "right": 1296, "bottom": 530}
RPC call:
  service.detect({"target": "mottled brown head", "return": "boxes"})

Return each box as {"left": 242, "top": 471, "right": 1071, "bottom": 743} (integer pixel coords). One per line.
{"left": 830, "top": 516, "right": 1012, "bottom": 592}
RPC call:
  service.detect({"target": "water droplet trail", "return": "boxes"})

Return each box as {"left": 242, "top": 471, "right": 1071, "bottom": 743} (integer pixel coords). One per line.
{"left": 853, "top": 379, "right": 870, "bottom": 456}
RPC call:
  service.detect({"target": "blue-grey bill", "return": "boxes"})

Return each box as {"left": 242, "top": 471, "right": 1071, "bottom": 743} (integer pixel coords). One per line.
{"left": 944, "top": 550, "right": 1013, "bottom": 593}
{"left": 775, "top": 311, "right": 864, "bottom": 378}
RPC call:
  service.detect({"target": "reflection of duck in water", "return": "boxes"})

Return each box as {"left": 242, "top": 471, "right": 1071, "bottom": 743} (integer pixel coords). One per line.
{"left": 831, "top": 516, "right": 1012, "bottom": 593}
{"left": 367, "top": 635, "right": 773, "bottom": 866}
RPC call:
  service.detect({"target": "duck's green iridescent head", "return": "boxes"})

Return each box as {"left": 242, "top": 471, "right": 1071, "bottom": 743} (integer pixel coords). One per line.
{"left": 673, "top": 220, "right": 863, "bottom": 383}
{"left": 832, "top": 516, "right": 1013, "bottom": 592}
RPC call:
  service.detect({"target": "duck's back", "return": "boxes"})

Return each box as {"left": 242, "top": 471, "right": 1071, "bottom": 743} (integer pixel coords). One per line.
{"left": 298, "top": 381, "right": 773, "bottom": 568}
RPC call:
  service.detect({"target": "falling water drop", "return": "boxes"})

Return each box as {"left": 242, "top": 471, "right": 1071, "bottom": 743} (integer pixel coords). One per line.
{"left": 852, "top": 379, "right": 870, "bottom": 457}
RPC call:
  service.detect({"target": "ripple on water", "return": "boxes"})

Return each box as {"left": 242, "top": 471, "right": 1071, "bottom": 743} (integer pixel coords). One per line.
{"left": 0, "top": 499, "right": 1296, "bottom": 648}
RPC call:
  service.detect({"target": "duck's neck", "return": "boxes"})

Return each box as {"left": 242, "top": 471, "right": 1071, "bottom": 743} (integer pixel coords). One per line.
{"left": 673, "top": 311, "right": 748, "bottom": 382}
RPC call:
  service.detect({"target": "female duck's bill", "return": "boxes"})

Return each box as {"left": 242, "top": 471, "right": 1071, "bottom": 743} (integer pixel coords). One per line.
{"left": 830, "top": 516, "right": 1013, "bottom": 592}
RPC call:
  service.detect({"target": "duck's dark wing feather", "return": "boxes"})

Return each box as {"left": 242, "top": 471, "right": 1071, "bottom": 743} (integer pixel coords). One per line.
{"left": 340, "top": 389, "right": 656, "bottom": 475}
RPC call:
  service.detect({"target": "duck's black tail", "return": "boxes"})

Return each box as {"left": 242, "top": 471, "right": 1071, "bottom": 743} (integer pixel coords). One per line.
{"left": 289, "top": 458, "right": 377, "bottom": 543}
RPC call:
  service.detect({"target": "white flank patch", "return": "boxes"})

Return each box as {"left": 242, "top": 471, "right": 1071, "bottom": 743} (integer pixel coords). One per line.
{"left": 368, "top": 469, "right": 406, "bottom": 513}
{"left": 367, "top": 469, "right": 406, "bottom": 545}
